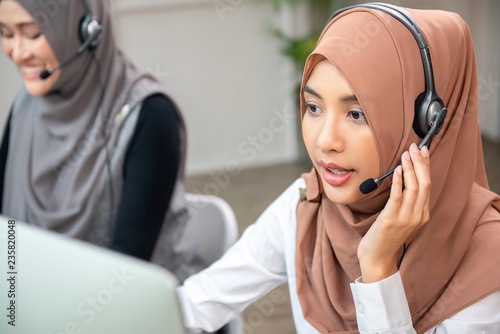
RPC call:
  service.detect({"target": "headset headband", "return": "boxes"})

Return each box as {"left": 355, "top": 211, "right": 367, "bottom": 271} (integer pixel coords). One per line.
{"left": 328, "top": 3, "right": 436, "bottom": 102}
{"left": 81, "top": 0, "right": 92, "bottom": 17}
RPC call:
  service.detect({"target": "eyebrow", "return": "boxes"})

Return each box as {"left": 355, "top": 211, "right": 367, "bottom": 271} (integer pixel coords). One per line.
{"left": 0, "top": 21, "right": 38, "bottom": 29}
{"left": 339, "top": 94, "right": 358, "bottom": 103}
{"left": 303, "top": 85, "right": 358, "bottom": 103}
{"left": 302, "top": 85, "right": 322, "bottom": 99}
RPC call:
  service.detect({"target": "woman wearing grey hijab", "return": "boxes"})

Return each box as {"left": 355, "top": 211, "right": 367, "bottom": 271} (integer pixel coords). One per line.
{"left": 0, "top": 0, "right": 203, "bottom": 282}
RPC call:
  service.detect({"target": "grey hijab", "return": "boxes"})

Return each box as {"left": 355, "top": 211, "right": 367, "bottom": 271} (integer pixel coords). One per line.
{"left": 3, "top": 0, "right": 184, "bottom": 237}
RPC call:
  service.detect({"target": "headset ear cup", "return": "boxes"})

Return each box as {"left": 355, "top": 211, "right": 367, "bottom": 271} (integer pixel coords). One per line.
{"left": 78, "top": 15, "right": 102, "bottom": 49}
{"left": 79, "top": 16, "right": 90, "bottom": 44}
{"left": 413, "top": 92, "right": 427, "bottom": 138}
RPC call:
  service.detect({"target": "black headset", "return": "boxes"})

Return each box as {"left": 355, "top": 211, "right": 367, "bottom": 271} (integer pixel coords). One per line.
{"left": 80, "top": 0, "right": 115, "bottom": 225}
{"left": 40, "top": 0, "right": 102, "bottom": 79}
{"left": 79, "top": 0, "right": 102, "bottom": 49}
{"left": 329, "top": 2, "right": 447, "bottom": 145}
{"left": 327, "top": 3, "right": 448, "bottom": 194}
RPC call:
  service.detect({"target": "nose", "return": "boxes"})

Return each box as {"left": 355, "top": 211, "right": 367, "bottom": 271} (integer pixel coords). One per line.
{"left": 316, "top": 112, "right": 345, "bottom": 153}
{"left": 9, "top": 36, "right": 32, "bottom": 64}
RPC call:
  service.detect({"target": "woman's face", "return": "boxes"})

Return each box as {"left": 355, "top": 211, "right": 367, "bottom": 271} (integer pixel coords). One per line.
{"left": 302, "top": 60, "right": 380, "bottom": 205}
{"left": 0, "top": 0, "right": 60, "bottom": 96}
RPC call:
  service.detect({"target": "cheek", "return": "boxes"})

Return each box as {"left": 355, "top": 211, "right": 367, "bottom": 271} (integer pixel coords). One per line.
{"left": 301, "top": 117, "right": 316, "bottom": 153}
{"left": 36, "top": 36, "right": 58, "bottom": 65}
{"left": 1, "top": 39, "right": 12, "bottom": 58}
{"left": 361, "top": 135, "right": 380, "bottom": 174}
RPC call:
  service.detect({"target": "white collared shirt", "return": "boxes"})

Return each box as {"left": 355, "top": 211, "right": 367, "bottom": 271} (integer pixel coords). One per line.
{"left": 177, "top": 178, "right": 500, "bottom": 333}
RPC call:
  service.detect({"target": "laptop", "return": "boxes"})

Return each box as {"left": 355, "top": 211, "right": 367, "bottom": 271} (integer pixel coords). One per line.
{"left": 0, "top": 215, "right": 186, "bottom": 334}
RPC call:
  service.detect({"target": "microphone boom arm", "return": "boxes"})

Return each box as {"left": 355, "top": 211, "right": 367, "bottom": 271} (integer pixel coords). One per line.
{"left": 359, "top": 107, "right": 447, "bottom": 195}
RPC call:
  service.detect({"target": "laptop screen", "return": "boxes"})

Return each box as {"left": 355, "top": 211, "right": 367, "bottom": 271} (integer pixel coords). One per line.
{"left": 0, "top": 216, "right": 186, "bottom": 334}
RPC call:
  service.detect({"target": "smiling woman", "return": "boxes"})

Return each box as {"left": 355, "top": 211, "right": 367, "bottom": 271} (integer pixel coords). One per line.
{"left": 0, "top": 0, "right": 204, "bottom": 284}
{"left": 0, "top": 0, "right": 60, "bottom": 96}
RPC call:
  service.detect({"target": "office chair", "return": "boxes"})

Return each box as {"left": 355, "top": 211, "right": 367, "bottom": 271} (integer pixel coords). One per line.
{"left": 184, "top": 193, "right": 239, "bottom": 266}
{"left": 184, "top": 193, "right": 242, "bottom": 334}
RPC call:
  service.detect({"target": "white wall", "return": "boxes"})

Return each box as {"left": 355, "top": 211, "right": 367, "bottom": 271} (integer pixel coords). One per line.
{"left": 455, "top": 0, "right": 500, "bottom": 142}
{"left": 111, "top": 0, "right": 302, "bottom": 175}
{"left": 0, "top": 52, "right": 23, "bottom": 128}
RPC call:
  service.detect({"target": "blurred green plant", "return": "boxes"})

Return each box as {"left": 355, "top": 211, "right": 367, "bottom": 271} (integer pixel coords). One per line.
{"left": 264, "top": 0, "right": 352, "bottom": 77}
{"left": 270, "top": 28, "right": 320, "bottom": 78}
{"left": 260, "top": 0, "right": 353, "bottom": 160}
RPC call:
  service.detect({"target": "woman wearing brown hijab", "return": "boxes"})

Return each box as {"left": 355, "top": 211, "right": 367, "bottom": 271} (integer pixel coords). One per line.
{"left": 177, "top": 3, "right": 500, "bottom": 333}
{"left": 0, "top": 0, "right": 203, "bottom": 281}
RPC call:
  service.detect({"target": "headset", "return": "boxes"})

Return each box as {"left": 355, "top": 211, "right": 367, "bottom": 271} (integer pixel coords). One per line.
{"left": 79, "top": 0, "right": 102, "bottom": 49}
{"left": 40, "top": 0, "right": 102, "bottom": 79}
{"left": 39, "top": 0, "right": 113, "bottom": 224}
{"left": 79, "top": 0, "right": 114, "bottom": 226}
{"left": 326, "top": 3, "right": 448, "bottom": 194}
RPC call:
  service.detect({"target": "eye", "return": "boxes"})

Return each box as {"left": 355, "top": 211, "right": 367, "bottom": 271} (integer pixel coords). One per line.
{"left": 23, "top": 25, "right": 42, "bottom": 40}
{"left": 25, "top": 32, "right": 42, "bottom": 40}
{"left": 347, "top": 109, "right": 367, "bottom": 124}
{"left": 305, "top": 103, "right": 322, "bottom": 116}
{"left": 0, "top": 27, "right": 14, "bottom": 39}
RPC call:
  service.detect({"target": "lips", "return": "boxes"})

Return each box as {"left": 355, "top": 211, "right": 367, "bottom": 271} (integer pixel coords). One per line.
{"left": 20, "top": 64, "right": 45, "bottom": 80}
{"left": 319, "top": 160, "right": 354, "bottom": 186}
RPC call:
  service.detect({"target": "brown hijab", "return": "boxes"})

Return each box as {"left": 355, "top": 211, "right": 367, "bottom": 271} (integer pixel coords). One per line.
{"left": 295, "top": 6, "right": 500, "bottom": 333}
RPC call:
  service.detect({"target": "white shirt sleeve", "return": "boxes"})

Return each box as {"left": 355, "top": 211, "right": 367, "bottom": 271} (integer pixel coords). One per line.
{"left": 176, "top": 179, "right": 303, "bottom": 333}
{"left": 350, "top": 272, "right": 500, "bottom": 334}
{"left": 350, "top": 273, "right": 415, "bottom": 333}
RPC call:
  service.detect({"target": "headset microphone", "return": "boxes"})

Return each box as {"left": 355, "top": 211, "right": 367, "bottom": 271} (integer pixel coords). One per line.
{"left": 40, "top": 26, "right": 102, "bottom": 80}
{"left": 359, "top": 107, "right": 447, "bottom": 194}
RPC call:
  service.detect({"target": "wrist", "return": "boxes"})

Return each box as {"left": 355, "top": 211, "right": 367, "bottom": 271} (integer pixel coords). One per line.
{"left": 359, "top": 256, "right": 398, "bottom": 283}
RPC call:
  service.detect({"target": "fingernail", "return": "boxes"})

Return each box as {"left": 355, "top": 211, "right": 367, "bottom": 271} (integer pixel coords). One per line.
{"left": 396, "top": 165, "right": 402, "bottom": 175}
{"left": 410, "top": 143, "right": 419, "bottom": 153}
{"left": 404, "top": 151, "right": 411, "bottom": 161}
{"left": 421, "top": 146, "right": 429, "bottom": 158}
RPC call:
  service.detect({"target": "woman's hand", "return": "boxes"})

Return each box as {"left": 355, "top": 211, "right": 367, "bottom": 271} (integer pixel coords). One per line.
{"left": 358, "top": 143, "right": 431, "bottom": 283}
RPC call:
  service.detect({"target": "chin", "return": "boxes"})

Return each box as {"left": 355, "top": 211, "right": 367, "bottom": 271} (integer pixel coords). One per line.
{"left": 322, "top": 184, "right": 364, "bottom": 205}
{"left": 325, "top": 195, "right": 357, "bottom": 205}
{"left": 24, "top": 81, "right": 53, "bottom": 96}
